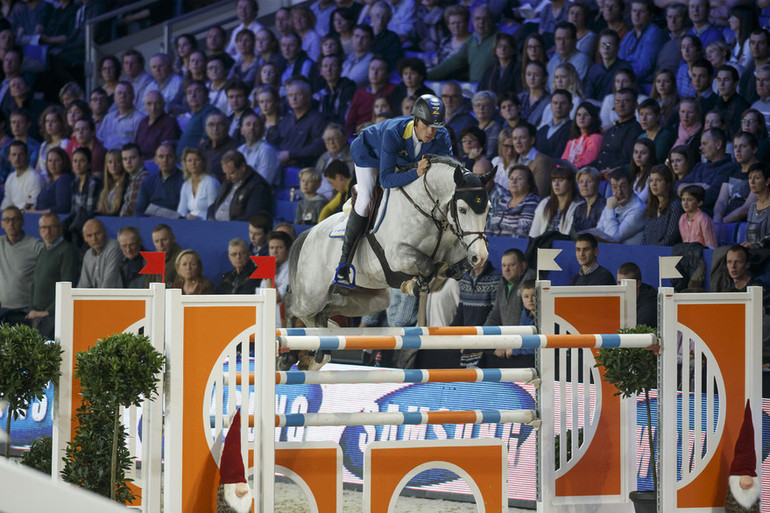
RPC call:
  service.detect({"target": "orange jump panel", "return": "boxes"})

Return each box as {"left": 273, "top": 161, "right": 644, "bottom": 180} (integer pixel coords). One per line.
{"left": 276, "top": 443, "right": 342, "bottom": 513}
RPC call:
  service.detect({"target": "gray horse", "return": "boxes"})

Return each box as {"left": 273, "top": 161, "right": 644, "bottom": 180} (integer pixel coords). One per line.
{"left": 286, "top": 156, "right": 491, "bottom": 333}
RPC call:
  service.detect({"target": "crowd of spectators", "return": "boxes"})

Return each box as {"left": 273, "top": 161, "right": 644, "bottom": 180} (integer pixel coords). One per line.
{"left": 1, "top": 0, "right": 770, "bottom": 365}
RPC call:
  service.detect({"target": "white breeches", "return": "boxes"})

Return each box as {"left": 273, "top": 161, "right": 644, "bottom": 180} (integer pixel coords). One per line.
{"left": 353, "top": 165, "right": 378, "bottom": 216}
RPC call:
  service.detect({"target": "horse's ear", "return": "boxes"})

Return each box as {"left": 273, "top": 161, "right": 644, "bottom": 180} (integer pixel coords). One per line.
{"left": 454, "top": 165, "right": 464, "bottom": 186}
{"left": 478, "top": 168, "right": 496, "bottom": 186}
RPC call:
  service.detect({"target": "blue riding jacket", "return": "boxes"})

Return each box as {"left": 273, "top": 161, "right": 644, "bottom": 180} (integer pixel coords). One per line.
{"left": 350, "top": 116, "right": 453, "bottom": 188}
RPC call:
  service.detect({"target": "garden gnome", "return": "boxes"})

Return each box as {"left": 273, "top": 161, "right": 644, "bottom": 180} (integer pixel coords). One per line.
{"left": 724, "top": 401, "right": 760, "bottom": 513}
{"left": 217, "top": 409, "right": 252, "bottom": 513}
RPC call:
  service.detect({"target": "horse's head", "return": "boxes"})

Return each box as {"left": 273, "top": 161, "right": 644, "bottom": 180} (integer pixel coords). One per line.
{"left": 450, "top": 165, "right": 490, "bottom": 268}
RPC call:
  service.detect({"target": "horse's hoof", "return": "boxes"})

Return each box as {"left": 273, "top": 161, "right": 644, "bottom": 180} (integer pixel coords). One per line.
{"left": 401, "top": 279, "right": 417, "bottom": 296}
{"left": 298, "top": 352, "right": 331, "bottom": 370}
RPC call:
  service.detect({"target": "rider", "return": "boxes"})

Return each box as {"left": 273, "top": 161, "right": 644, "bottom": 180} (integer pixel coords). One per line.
{"left": 334, "top": 94, "right": 454, "bottom": 287}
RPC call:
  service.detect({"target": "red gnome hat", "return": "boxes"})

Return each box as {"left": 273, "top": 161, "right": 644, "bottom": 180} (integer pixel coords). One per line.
{"left": 220, "top": 409, "right": 247, "bottom": 485}
{"left": 729, "top": 401, "right": 757, "bottom": 477}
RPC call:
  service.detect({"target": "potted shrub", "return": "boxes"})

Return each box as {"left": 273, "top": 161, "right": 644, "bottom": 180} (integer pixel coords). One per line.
{"left": 0, "top": 323, "right": 62, "bottom": 458}
{"left": 62, "top": 332, "right": 165, "bottom": 503}
{"left": 595, "top": 324, "right": 658, "bottom": 513}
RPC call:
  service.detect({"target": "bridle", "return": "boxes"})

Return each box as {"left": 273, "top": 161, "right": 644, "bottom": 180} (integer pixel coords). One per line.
{"left": 398, "top": 166, "right": 488, "bottom": 260}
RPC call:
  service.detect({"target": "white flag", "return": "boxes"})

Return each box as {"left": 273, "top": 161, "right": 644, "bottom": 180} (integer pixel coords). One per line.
{"left": 659, "top": 256, "right": 682, "bottom": 287}
{"left": 537, "top": 248, "right": 562, "bottom": 274}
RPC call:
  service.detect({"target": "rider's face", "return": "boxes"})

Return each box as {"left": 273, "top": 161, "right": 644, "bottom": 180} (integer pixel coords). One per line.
{"left": 413, "top": 118, "right": 438, "bottom": 143}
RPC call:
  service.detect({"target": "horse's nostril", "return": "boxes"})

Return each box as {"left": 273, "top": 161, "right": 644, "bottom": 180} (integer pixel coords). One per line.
{"left": 471, "top": 256, "right": 479, "bottom": 264}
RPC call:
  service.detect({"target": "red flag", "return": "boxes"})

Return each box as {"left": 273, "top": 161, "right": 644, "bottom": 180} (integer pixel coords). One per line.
{"left": 250, "top": 256, "right": 276, "bottom": 280}
{"left": 140, "top": 251, "right": 166, "bottom": 282}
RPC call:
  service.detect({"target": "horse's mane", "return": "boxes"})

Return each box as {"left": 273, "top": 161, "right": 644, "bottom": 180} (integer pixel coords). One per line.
{"left": 400, "top": 155, "right": 467, "bottom": 173}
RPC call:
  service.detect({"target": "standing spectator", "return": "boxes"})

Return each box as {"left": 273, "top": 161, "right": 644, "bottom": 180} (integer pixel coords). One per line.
{"left": 678, "top": 127, "right": 736, "bottom": 215}
{"left": 642, "top": 164, "right": 683, "bottom": 246}
{"left": 31, "top": 147, "right": 74, "bottom": 214}
{"left": 1, "top": 140, "right": 44, "bottom": 210}
{"left": 657, "top": 3, "right": 690, "bottom": 75}
{"left": 200, "top": 111, "right": 239, "bottom": 181}
{"left": 585, "top": 29, "right": 631, "bottom": 102}
{"left": 529, "top": 164, "right": 580, "bottom": 238}
{"left": 238, "top": 111, "right": 279, "bottom": 186}
{"left": 215, "top": 238, "right": 258, "bottom": 294}
{"left": 597, "top": 168, "right": 646, "bottom": 244}
{"left": 369, "top": 1, "right": 404, "bottom": 71}
{"left": 562, "top": 102, "right": 603, "bottom": 168}
{"left": 687, "top": 0, "right": 724, "bottom": 49}
{"left": 618, "top": 0, "right": 666, "bottom": 89}
{"left": 740, "top": 30, "right": 770, "bottom": 105}
{"left": 0, "top": 206, "right": 43, "bottom": 323}
{"left": 27, "top": 213, "right": 78, "bottom": 337}
{"left": 147, "top": 53, "right": 183, "bottom": 111}
{"left": 569, "top": 233, "right": 615, "bottom": 286}
{"left": 149, "top": 224, "right": 183, "bottom": 285}
{"left": 96, "top": 150, "right": 126, "bottom": 216}
{"left": 269, "top": 78, "right": 327, "bottom": 167}
{"left": 136, "top": 90, "right": 181, "bottom": 161}
{"left": 64, "top": 147, "right": 101, "bottom": 247}
{"left": 177, "top": 147, "right": 220, "bottom": 220}
{"left": 177, "top": 80, "right": 217, "bottom": 156}
{"left": 35, "top": 105, "right": 70, "bottom": 176}
{"left": 547, "top": 22, "right": 592, "bottom": 81}
{"left": 78, "top": 218, "right": 122, "bottom": 288}
{"left": 208, "top": 150, "right": 272, "bottom": 221}
{"left": 426, "top": 5, "right": 497, "bottom": 83}
{"left": 117, "top": 225, "right": 148, "bottom": 288}
{"left": 316, "top": 54, "right": 356, "bottom": 125}
{"left": 122, "top": 50, "right": 154, "bottom": 115}
{"left": 119, "top": 143, "right": 148, "bottom": 217}
{"left": 679, "top": 184, "right": 717, "bottom": 248}
{"left": 484, "top": 248, "right": 535, "bottom": 327}
{"left": 341, "top": 24, "right": 374, "bottom": 88}
{"left": 572, "top": 166, "right": 606, "bottom": 232}
{"left": 172, "top": 249, "right": 214, "bottom": 295}
{"left": 136, "top": 142, "right": 184, "bottom": 217}
{"left": 97, "top": 81, "right": 143, "bottom": 151}
{"left": 593, "top": 88, "right": 643, "bottom": 176}
{"left": 226, "top": 0, "right": 263, "bottom": 59}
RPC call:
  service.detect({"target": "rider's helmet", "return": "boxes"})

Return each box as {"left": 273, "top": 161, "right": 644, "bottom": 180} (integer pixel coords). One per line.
{"left": 412, "top": 94, "right": 446, "bottom": 128}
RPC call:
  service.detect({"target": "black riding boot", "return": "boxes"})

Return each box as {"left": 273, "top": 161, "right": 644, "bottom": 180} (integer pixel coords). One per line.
{"left": 334, "top": 211, "right": 367, "bottom": 287}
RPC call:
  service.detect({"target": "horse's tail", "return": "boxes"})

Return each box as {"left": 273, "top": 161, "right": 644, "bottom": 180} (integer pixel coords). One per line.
{"left": 285, "top": 228, "right": 311, "bottom": 320}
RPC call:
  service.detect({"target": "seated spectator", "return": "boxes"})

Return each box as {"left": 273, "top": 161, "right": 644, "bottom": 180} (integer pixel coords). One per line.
{"left": 669, "top": 144, "right": 695, "bottom": 186}
{"left": 628, "top": 138, "right": 657, "bottom": 202}
{"left": 64, "top": 147, "right": 101, "bottom": 247}
{"left": 216, "top": 238, "right": 258, "bottom": 294}
{"left": 177, "top": 147, "right": 220, "bottom": 220}
{"left": 225, "top": 80, "right": 252, "bottom": 146}
{"left": 535, "top": 90, "right": 572, "bottom": 159}
{"left": 538, "top": 0, "right": 569, "bottom": 40}
{"left": 569, "top": 233, "right": 616, "bottom": 286}
{"left": 97, "top": 81, "right": 143, "bottom": 151}
{"left": 329, "top": 9, "right": 355, "bottom": 55}
{"left": 498, "top": 93, "right": 522, "bottom": 132}
{"left": 725, "top": 245, "right": 763, "bottom": 291}
{"left": 177, "top": 80, "right": 218, "bottom": 156}
{"left": 512, "top": 122, "right": 555, "bottom": 198}
{"left": 616, "top": 262, "right": 657, "bottom": 327}
{"left": 426, "top": 5, "right": 497, "bottom": 83}
{"left": 486, "top": 164, "right": 540, "bottom": 237}
{"left": 471, "top": 90, "right": 503, "bottom": 159}
{"left": 743, "top": 163, "right": 770, "bottom": 248}
{"left": 136, "top": 90, "right": 181, "bottom": 161}
{"left": 442, "top": 81, "right": 475, "bottom": 136}
{"left": 148, "top": 224, "right": 183, "bottom": 284}
{"left": 148, "top": 53, "right": 184, "bottom": 112}
{"left": 118, "top": 143, "right": 148, "bottom": 217}
{"left": 569, "top": 1, "right": 598, "bottom": 59}
{"left": 478, "top": 33, "right": 518, "bottom": 98}
{"left": 229, "top": 29, "right": 259, "bottom": 85}
{"left": 31, "top": 147, "right": 74, "bottom": 214}
{"left": 413, "top": 0, "right": 443, "bottom": 54}
{"left": 122, "top": 50, "right": 154, "bottom": 114}
{"left": 206, "top": 26, "right": 235, "bottom": 72}
{"left": 200, "top": 111, "right": 239, "bottom": 181}
{"left": 345, "top": 56, "right": 396, "bottom": 137}
{"left": 206, "top": 54, "right": 231, "bottom": 115}
{"left": 97, "top": 55, "right": 120, "bottom": 102}
{"left": 618, "top": 0, "right": 666, "bottom": 89}
{"left": 518, "top": 61, "right": 550, "bottom": 127}
{"left": 315, "top": 122, "right": 353, "bottom": 198}
{"left": 599, "top": 69, "right": 647, "bottom": 129}
{"left": 292, "top": 5, "right": 322, "bottom": 62}
{"left": 209, "top": 150, "right": 272, "bottom": 221}
{"left": 226, "top": 0, "right": 263, "bottom": 59}
{"left": 2, "top": 109, "right": 40, "bottom": 175}
{"left": 714, "top": 132, "right": 760, "bottom": 223}
{"left": 269, "top": 78, "right": 327, "bottom": 167}
{"left": 688, "top": 0, "right": 724, "bottom": 48}
{"left": 676, "top": 35, "right": 703, "bottom": 98}
{"left": 67, "top": 118, "right": 106, "bottom": 178}
{"left": 715, "top": 65, "right": 749, "bottom": 138}
{"left": 739, "top": 109, "right": 770, "bottom": 163}
{"left": 679, "top": 184, "right": 717, "bottom": 248}
{"left": 238, "top": 111, "right": 279, "bottom": 186}
{"left": 36, "top": 105, "right": 70, "bottom": 175}
{"left": 136, "top": 142, "right": 184, "bottom": 217}
{"left": 593, "top": 88, "right": 644, "bottom": 177}
{"left": 184, "top": 50, "right": 207, "bottom": 84}
{"left": 27, "top": 213, "right": 79, "bottom": 338}
{"left": 241, "top": 215, "right": 270, "bottom": 262}
{"left": 117, "top": 225, "right": 148, "bottom": 288}
{"left": 596, "top": 169, "right": 646, "bottom": 244}
{"left": 637, "top": 99, "right": 675, "bottom": 163}
{"left": 562, "top": 102, "right": 602, "bottom": 168}
{"left": 678, "top": 127, "right": 736, "bottom": 215}
{"left": 489, "top": 126, "right": 516, "bottom": 199}
{"left": 457, "top": 125, "right": 489, "bottom": 171}
{"left": 254, "top": 85, "right": 281, "bottom": 141}
{"left": 274, "top": 7, "right": 293, "bottom": 38}
{"left": 572, "top": 166, "right": 606, "bottom": 232}
{"left": 172, "top": 249, "right": 214, "bottom": 295}
{"left": 642, "top": 164, "right": 683, "bottom": 246}
{"left": 96, "top": 150, "right": 126, "bottom": 216}
{"left": 315, "top": 54, "right": 356, "bottom": 125}
{"left": 1, "top": 140, "right": 44, "bottom": 210}
{"left": 672, "top": 97, "right": 704, "bottom": 159}
{"left": 0, "top": 47, "right": 22, "bottom": 107}
{"left": 2, "top": 77, "right": 44, "bottom": 140}
{"left": 540, "top": 62, "right": 583, "bottom": 128}
{"left": 529, "top": 164, "right": 580, "bottom": 238}
{"left": 690, "top": 59, "right": 718, "bottom": 116}
{"left": 751, "top": 65, "right": 770, "bottom": 131}
{"left": 79, "top": 218, "right": 122, "bottom": 288}
{"left": 294, "top": 168, "right": 327, "bottom": 225}
{"left": 585, "top": 29, "right": 631, "bottom": 102}
{"left": 548, "top": 22, "right": 591, "bottom": 81}
{"left": 0, "top": 206, "right": 43, "bottom": 323}
{"left": 89, "top": 88, "right": 109, "bottom": 133}
{"left": 650, "top": 69, "right": 680, "bottom": 130}
{"left": 389, "top": 57, "right": 433, "bottom": 115}
{"left": 341, "top": 24, "right": 374, "bottom": 88}
{"left": 705, "top": 40, "right": 734, "bottom": 86}
{"left": 279, "top": 32, "right": 318, "bottom": 93}
{"left": 318, "top": 159, "right": 352, "bottom": 222}
{"left": 431, "top": 5, "right": 470, "bottom": 71}
{"left": 369, "top": 1, "right": 404, "bottom": 71}
{"left": 260, "top": 230, "right": 292, "bottom": 326}
{"left": 595, "top": 0, "right": 630, "bottom": 42}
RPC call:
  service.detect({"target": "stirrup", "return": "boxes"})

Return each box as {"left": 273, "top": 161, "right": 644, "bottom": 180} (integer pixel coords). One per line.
{"left": 334, "top": 263, "right": 356, "bottom": 289}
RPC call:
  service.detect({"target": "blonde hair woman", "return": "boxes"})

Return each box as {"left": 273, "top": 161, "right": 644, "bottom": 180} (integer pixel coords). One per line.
{"left": 173, "top": 249, "right": 214, "bottom": 295}
{"left": 96, "top": 149, "right": 127, "bottom": 215}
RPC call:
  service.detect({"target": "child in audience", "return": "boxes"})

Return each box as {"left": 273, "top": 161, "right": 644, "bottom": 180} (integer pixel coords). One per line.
{"left": 678, "top": 184, "right": 717, "bottom": 248}
{"left": 294, "top": 168, "right": 327, "bottom": 225}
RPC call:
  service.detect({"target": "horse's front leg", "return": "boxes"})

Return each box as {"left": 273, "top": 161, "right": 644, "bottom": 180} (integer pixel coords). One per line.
{"left": 395, "top": 244, "right": 436, "bottom": 296}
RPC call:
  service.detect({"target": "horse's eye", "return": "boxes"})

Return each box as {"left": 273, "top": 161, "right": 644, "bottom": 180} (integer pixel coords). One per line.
{"left": 459, "top": 207, "right": 467, "bottom": 214}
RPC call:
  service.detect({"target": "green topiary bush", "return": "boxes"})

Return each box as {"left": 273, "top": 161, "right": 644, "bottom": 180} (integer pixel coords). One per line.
{"left": 21, "top": 435, "right": 53, "bottom": 475}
